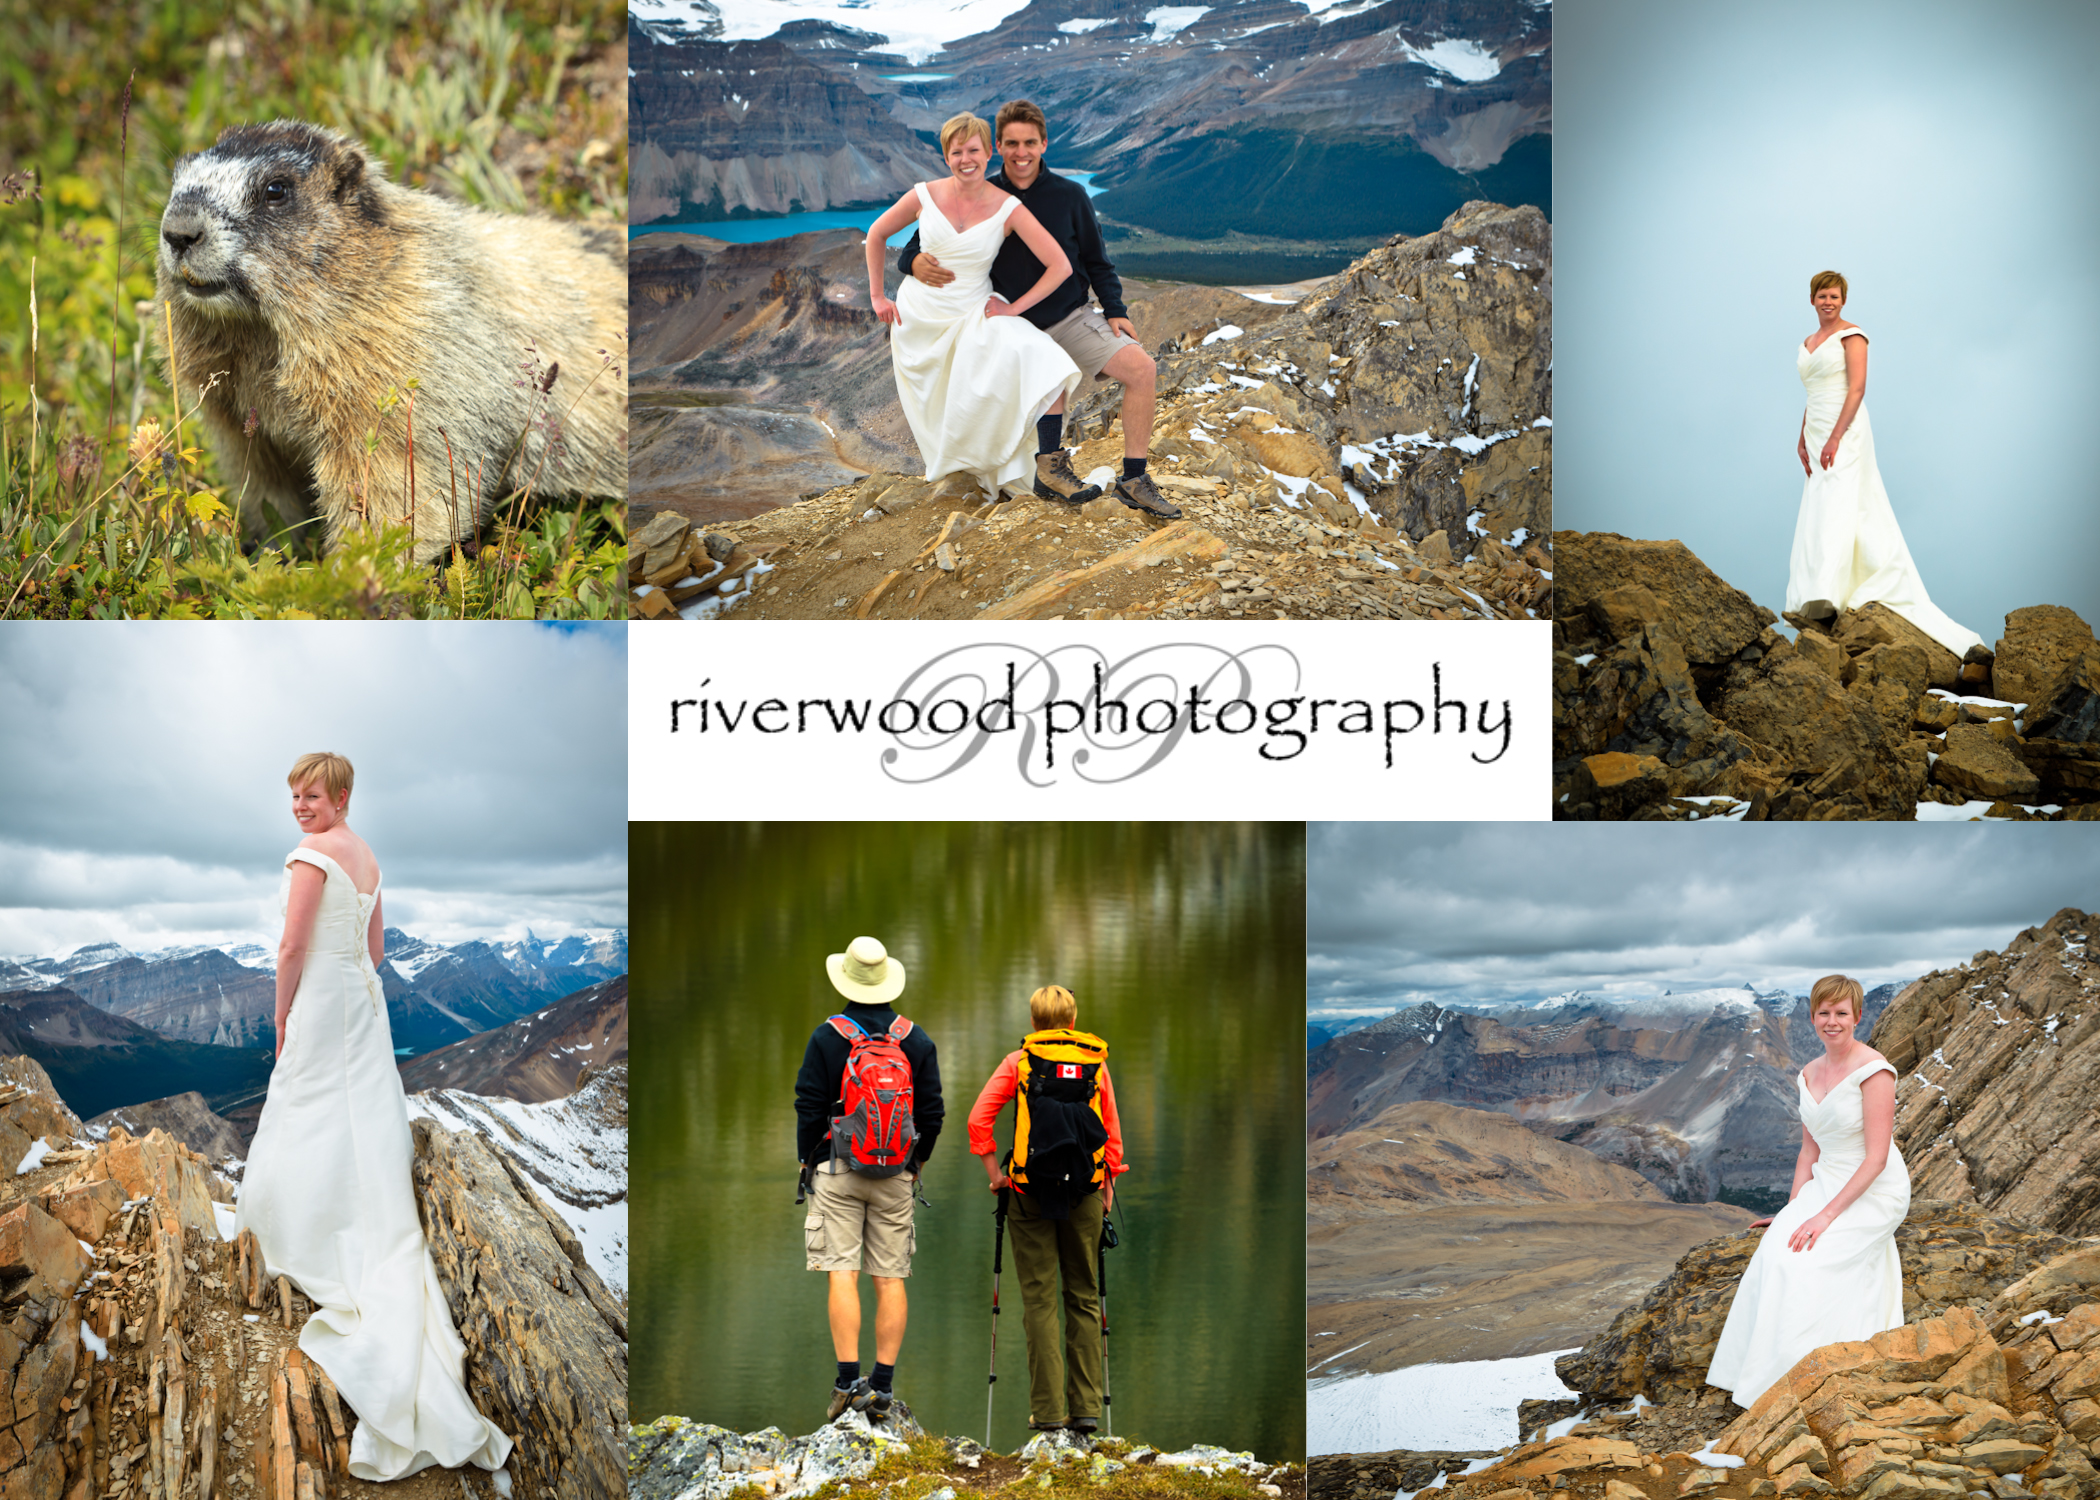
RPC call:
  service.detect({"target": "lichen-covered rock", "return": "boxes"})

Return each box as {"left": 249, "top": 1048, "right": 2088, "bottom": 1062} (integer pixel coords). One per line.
{"left": 413, "top": 1117, "right": 628, "bottom": 1499}
{"left": 626, "top": 1408, "right": 927, "bottom": 1500}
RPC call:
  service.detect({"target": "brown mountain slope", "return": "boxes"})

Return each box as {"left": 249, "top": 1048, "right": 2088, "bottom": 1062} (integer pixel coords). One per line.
{"left": 1310, "top": 1099, "right": 1669, "bottom": 1207}
{"left": 397, "top": 977, "right": 627, "bottom": 1103}
{"left": 1307, "top": 1103, "right": 1751, "bottom": 1373}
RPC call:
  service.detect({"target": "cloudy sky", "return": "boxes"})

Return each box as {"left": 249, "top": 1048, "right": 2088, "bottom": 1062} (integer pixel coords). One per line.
{"left": 0, "top": 624, "right": 627, "bottom": 958}
{"left": 1309, "top": 823, "right": 2100, "bottom": 1022}
{"left": 1556, "top": 0, "right": 2100, "bottom": 632}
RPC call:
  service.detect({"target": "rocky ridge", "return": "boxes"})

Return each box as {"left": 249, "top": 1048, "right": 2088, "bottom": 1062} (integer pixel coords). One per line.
{"left": 1554, "top": 532, "right": 2100, "bottom": 820}
{"left": 629, "top": 1408, "right": 1301, "bottom": 1499}
{"left": 1873, "top": 909, "right": 2100, "bottom": 1239}
{"left": 0, "top": 1054, "right": 626, "bottom": 1500}
{"left": 632, "top": 201, "right": 1551, "bottom": 620}
{"left": 397, "top": 977, "right": 627, "bottom": 1103}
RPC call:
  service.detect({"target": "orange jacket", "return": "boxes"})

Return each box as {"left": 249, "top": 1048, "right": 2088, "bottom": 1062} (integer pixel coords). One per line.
{"left": 968, "top": 1051, "right": 1127, "bottom": 1180}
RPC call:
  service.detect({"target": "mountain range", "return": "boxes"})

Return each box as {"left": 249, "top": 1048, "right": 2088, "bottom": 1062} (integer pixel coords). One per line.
{"left": 1309, "top": 981, "right": 1902, "bottom": 1205}
{"left": 1, "top": 928, "right": 627, "bottom": 1054}
{"left": 630, "top": 0, "right": 1549, "bottom": 276}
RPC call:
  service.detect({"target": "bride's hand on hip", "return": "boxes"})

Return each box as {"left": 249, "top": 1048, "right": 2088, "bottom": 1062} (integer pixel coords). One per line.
{"left": 985, "top": 296, "right": 1017, "bottom": 319}
{"left": 873, "top": 294, "right": 902, "bottom": 328}
{"left": 1788, "top": 1208, "right": 1837, "bottom": 1252}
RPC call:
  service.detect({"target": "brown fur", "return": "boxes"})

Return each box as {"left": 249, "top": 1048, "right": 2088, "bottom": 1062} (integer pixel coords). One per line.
{"left": 156, "top": 120, "right": 625, "bottom": 558}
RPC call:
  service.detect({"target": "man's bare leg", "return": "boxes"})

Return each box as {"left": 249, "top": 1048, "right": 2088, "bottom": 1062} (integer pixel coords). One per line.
{"left": 828, "top": 1270, "right": 861, "bottom": 1361}
{"left": 1101, "top": 344, "right": 1157, "bottom": 461}
{"left": 872, "top": 1275, "right": 908, "bottom": 1364}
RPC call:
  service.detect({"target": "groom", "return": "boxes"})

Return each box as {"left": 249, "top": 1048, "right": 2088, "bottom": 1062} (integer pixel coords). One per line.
{"left": 899, "top": 100, "right": 1180, "bottom": 520}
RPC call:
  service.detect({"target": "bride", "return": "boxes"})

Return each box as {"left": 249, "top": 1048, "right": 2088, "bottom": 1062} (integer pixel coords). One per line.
{"left": 864, "top": 113, "right": 1086, "bottom": 501}
{"left": 1786, "top": 271, "right": 1986, "bottom": 658}
{"left": 238, "top": 752, "right": 513, "bottom": 1480}
{"left": 1706, "top": 975, "right": 1911, "bottom": 1408}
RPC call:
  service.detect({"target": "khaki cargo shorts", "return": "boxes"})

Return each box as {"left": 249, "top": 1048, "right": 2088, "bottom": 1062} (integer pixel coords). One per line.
{"left": 805, "top": 1163, "right": 917, "bottom": 1278}
{"left": 1045, "top": 306, "right": 1142, "bottom": 383}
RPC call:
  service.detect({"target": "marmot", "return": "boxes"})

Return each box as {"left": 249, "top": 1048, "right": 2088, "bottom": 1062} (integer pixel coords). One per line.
{"left": 156, "top": 120, "right": 625, "bottom": 559}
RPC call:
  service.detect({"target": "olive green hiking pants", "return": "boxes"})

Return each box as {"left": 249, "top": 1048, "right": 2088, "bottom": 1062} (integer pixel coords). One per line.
{"left": 1008, "top": 1188, "right": 1104, "bottom": 1426}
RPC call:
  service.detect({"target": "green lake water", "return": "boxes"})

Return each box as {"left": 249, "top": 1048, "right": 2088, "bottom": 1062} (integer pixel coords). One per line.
{"left": 631, "top": 822, "right": 1306, "bottom": 1462}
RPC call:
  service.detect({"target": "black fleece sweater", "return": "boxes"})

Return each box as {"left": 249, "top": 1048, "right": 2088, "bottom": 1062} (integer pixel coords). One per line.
{"left": 897, "top": 167, "right": 1128, "bottom": 330}
{"left": 794, "top": 1001, "right": 945, "bottom": 1168}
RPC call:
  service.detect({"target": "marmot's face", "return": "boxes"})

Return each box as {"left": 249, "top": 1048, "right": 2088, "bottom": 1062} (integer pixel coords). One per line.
{"left": 159, "top": 121, "right": 382, "bottom": 320}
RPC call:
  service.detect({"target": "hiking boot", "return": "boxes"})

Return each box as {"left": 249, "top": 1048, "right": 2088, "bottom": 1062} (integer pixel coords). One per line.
{"left": 826, "top": 1378, "right": 870, "bottom": 1422}
{"left": 853, "top": 1383, "right": 895, "bottom": 1419}
{"left": 1033, "top": 451, "right": 1102, "bottom": 504}
{"left": 1113, "top": 471, "right": 1182, "bottom": 519}
{"left": 1067, "top": 1416, "right": 1100, "bottom": 1435}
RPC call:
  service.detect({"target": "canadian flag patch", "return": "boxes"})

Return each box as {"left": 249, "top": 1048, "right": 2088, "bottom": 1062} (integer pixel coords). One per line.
{"left": 1057, "top": 1063, "right": 1081, "bottom": 1079}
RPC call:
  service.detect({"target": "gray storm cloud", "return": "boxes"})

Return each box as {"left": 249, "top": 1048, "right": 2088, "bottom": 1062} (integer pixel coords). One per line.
{"left": 0, "top": 623, "right": 626, "bottom": 955}
{"left": 1309, "top": 823, "right": 2100, "bottom": 1020}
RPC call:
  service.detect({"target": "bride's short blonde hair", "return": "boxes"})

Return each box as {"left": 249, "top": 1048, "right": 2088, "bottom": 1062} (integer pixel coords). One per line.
{"left": 1809, "top": 270, "right": 1849, "bottom": 302}
{"left": 288, "top": 751, "right": 354, "bottom": 803}
{"left": 1809, "top": 974, "right": 1864, "bottom": 1020}
{"left": 940, "top": 114, "right": 993, "bottom": 158}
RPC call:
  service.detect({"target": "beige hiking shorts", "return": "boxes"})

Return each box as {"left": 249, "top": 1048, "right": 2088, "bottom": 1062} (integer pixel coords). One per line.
{"left": 1044, "top": 306, "right": 1141, "bottom": 383}
{"left": 805, "top": 1163, "right": 917, "bottom": 1277}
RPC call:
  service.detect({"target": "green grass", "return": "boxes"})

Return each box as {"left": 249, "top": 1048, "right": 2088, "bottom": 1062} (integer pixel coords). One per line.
{"left": 1, "top": 0, "right": 627, "bottom": 618}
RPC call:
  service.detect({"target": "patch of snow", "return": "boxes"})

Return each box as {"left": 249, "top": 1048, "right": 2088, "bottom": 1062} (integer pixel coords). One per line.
{"left": 1447, "top": 246, "right": 1478, "bottom": 267}
{"left": 1395, "top": 36, "right": 1503, "bottom": 82}
{"left": 1309, "top": 1348, "right": 1579, "bottom": 1455}
{"left": 1202, "top": 323, "right": 1244, "bottom": 345}
{"left": 2021, "top": 1309, "right": 2065, "bottom": 1327}
{"left": 15, "top": 1138, "right": 50, "bottom": 1175}
{"left": 82, "top": 1324, "right": 108, "bottom": 1358}
{"left": 1143, "top": 5, "right": 1210, "bottom": 42}
{"left": 1057, "top": 17, "right": 1112, "bottom": 32}
{"left": 1572, "top": 653, "right": 1597, "bottom": 667}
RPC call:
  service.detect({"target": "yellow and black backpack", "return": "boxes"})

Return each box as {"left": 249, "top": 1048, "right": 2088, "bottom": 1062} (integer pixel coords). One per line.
{"left": 1009, "top": 1028, "right": 1110, "bottom": 1219}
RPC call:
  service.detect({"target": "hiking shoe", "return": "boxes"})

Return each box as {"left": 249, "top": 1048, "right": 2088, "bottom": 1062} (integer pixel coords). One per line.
{"left": 1113, "top": 472, "right": 1182, "bottom": 519}
{"left": 826, "top": 1378, "right": 870, "bottom": 1422}
{"left": 1033, "top": 451, "right": 1102, "bottom": 504}
{"left": 854, "top": 1383, "right": 895, "bottom": 1419}
{"left": 1067, "top": 1417, "right": 1100, "bottom": 1435}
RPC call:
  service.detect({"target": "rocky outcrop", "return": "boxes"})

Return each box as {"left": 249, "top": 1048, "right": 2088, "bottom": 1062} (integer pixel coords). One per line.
{"left": 1872, "top": 908, "right": 2100, "bottom": 1238}
{"left": 412, "top": 1111, "right": 628, "bottom": 1498}
{"left": 638, "top": 203, "right": 1551, "bottom": 620}
{"left": 1553, "top": 1202, "right": 2075, "bottom": 1408}
{"left": 1310, "top": 1448, "right": 1501, "bottom": 1500}
{"left": 88, "top": 1090, "right": 246, "bottom": 1167}
{"left": 630, "top": 1412, "right": 1295, "bottom": 1500}
{"left": 1555, "top": 532, "right": 2100, "bottom": 820}
{"left": 0, "top": 1050, "right": 624, "bottom": 1500}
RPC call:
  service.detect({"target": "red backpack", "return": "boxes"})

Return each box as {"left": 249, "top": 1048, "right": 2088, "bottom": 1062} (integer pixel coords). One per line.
{"left": 825, "top": 1014, "right": 918, "bottom": 1176}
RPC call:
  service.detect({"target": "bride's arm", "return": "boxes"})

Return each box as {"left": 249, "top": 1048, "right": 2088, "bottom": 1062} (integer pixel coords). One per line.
{"left": 276, "top": 863, "right": 325, "bottom": 1059}
{"left": 865, "top": 189, "right": 923, "bottom": 327}
{"left": 1786, "top": 1068, "right": 1895, "bottom": 1252}
{"left": 986, "top": 206, "right": 1071, "bottom": 319}
{"left": 1818, "top": 337, "right": 1869, "bottom": 470}
{"left": 368, "top": 893, "right": 385, "bottom": 971}
{"left": 1798, "top": 414, "right": 1812, "bottom": 477}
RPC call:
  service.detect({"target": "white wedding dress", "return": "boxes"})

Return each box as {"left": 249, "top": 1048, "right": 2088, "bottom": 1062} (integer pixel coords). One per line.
{"left": 890, "top": 182, "right": 1081, "bottom": 493}
{"left": 1785, "top": 329, "right": 1986, "bottom": 658}
{"left": 237, "top": 849, "right": 512, "bottom": 1481}
{"left": 1706, "top": 1058, "right": 1911, "bottom": 1408}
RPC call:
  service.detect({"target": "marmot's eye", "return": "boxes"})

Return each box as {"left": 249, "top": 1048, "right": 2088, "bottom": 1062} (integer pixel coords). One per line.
{"left": 263, "top": 179, "right": 290, "bottom": 204}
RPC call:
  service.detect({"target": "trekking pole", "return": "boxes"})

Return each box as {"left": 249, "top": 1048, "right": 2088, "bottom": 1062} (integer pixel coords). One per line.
{"left": 1098, "top": 1213, "right": 1119, "bottom": 1438}
{"left": 986, "top": 1185, "right": 1009, "bottom": 1449}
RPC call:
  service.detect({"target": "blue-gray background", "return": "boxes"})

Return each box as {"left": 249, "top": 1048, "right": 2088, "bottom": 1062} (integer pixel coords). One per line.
{"left": 1556, "top": 0, "right": 2100, "bottom": 635}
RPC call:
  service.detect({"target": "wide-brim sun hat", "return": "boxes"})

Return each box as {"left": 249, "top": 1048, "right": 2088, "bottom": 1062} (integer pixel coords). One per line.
{"left": 827, "top": 935, "right": 907, "bottom": 1005}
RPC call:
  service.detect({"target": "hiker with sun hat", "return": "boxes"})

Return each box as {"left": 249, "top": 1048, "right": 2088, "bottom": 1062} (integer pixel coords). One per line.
{"left": 795, "top": 935, "right": 946, "bottom": 1424}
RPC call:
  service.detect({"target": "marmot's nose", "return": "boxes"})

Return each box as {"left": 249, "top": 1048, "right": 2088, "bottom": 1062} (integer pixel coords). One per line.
{"left": 162, "top": 208, "right": 206, "bottom": 257}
